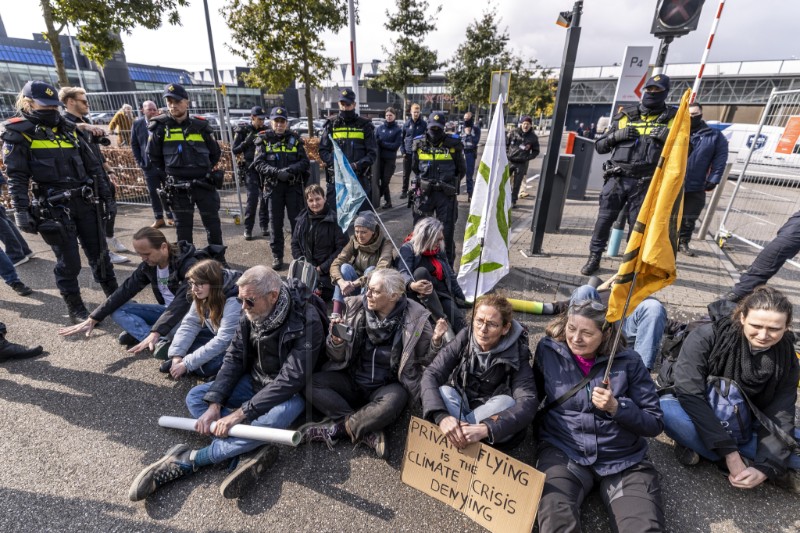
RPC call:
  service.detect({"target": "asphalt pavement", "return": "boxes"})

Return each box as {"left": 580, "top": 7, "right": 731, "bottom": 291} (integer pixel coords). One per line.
{"left": 1, "top": 149, "right": 799, "bottom": 532}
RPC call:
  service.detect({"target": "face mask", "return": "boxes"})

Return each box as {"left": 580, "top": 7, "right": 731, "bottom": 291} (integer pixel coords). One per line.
{"left": 641, "top": 90, "right": 668, "bottom": 110}
{"left": 339, "top": 109, "right": 356, "bottom": 121}
{"left": 464, "top": 118, "right": 474, "bottom": 127}
{"left": 428, "top": 128, "right": 445, "bottom": 144}
{"left": 31, "top": 109, "right": 60, "bottom": 127}
{"left": 690, "top": 115, "right": 703, "bottom": 129}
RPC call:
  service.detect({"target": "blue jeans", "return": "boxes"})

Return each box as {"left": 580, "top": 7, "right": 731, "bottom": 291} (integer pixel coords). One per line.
{"left": 332, "top": 263, "right": 374, "bottom": 303}
{"left": 570, "top": 285, "right": 666, "bottom": 370}
{"left": 0, "top": 246, "right": 21, "bottom": 285}
{"left": 180, "top": 328, "right": 225, "bottom": 378}
{"left": 439, "top": 385, "right": 516, "bottom": 425}
{"left": 111, "top": 302, "right": 167, "bottom": 341}
{"left": 660, "top": 394, "right": 800, "bottom": 469}
{"left": 0, "top": 204, "right": 32, "bottom": 263}
{"left": 185, "top": 376, "right": 305, "bottom": 464}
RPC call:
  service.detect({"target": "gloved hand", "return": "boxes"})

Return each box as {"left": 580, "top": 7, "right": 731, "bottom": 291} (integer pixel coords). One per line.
{"left": 611, "top": 126, "right": 639, "bottom": 145}
{"left": 276, "top": 170, "right": 292, "bottom": 183}
{"left": 14, "top": 210, "right": 37, "bottom": 234}
{"left": 649, "top": 126, "right": 669, "bottom": 143}
{"left": 704, "top": 181, "right": 717, "bottom": 191}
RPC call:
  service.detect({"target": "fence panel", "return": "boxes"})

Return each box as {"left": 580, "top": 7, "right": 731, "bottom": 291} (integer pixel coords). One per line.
{"left": 717, "top": 89, "right": 800, "bottom": 268}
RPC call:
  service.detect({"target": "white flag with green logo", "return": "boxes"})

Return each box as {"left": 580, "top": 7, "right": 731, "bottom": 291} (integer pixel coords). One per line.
{"left": 457, "top": 95, "right": 512, "bottom": 301}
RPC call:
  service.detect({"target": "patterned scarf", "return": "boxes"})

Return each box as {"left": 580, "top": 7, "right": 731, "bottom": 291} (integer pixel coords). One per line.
{"left": 251, "top": 285, "right": 291, "bottom": 336}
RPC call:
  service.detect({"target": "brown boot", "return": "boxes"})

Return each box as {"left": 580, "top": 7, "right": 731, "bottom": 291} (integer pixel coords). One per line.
{"left": 150, "top": 219, "right": 165, "bottom": 229}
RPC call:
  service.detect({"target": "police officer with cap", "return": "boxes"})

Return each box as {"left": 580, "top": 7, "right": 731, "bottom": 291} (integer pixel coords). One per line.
{"left": 411, "top": 111, "right": 466, "bottom": 265}
{"left": 252, "top": 106, "right": 309, "bottom": 269}
{"left": 318, "top": 88, "right": 377, "bottom": 212}
{"left": 233, "top": 105, "right": 269, "bottom": 240}
{"left": 581, "top": 74, "right": 678, "bottom": 276}
{"left": 147, "top": 83, "right": 224, "bottom": 254}
{"left": 1, "top": 80, "right": 117, "bottom": 322}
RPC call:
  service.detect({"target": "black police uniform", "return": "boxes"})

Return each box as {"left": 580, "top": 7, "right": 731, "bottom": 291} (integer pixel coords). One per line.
{"left": 1, "top": 89, "right": 117, "bottom": 321}
{"left": 318, "top": 90, "right": 378, "bottom": 213}
{"left": 147, "top": 85, "right": 223, "bottom": 249}
{"left": 232, "top": 112, "right": 269, "bottom": 237}
{"left": 411, "top": 118, "right": 466, "bottom": 265}
{"left": 401, "top": 115, "right": 427, "bottom": 197}
{"left": 583, "top": 74, "right": 677, "bottom": 275}
{"left": 252, "top": 127, "right": 309, "bottom": 265}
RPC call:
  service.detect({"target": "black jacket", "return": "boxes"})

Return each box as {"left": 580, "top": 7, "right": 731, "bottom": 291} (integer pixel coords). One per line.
{"left": 89, "top": 241, "right": 197, "bottom": 336}
{"left": 421, "top": 325, "right": 538, "bottom": 443}
{"left": 252, "top": 129, "right": 309, "bottom": 183}
{"left": 203, "top": 279, "right": 325, "bottom": 421}
{"left": 147, "top": 114, "right": 221, "bottom": 179}
{"left": 506, "top": 128, "right": 540, "bottom": 164}
{"left": 318, "top": 114, "right": 377, "bottom": 175}
{"left": 375, "top": 120, "right": 403, "bottom": 160}
{"left": 291, "top": 205, "right": 348, "bottom": 276}
{"left": 673, "top": 323, "right": 799, "bottom": 478}
{"left": 401, "top": 117, "right": 428, "bottom": 155}
{"left": 232, "top": 123, "right": 264, "bottom": 164}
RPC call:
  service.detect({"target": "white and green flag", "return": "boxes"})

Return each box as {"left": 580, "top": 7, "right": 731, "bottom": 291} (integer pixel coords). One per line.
{"left": 457, "top": 95, "right": 512, "bottom": 301}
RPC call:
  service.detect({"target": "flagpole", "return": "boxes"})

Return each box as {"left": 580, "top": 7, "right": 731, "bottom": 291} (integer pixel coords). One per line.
{"left": 602, "top": 273, "right": 638, "bottom": 386}
{"left": 360, "top": 194, "right": 415, "bottom": 280}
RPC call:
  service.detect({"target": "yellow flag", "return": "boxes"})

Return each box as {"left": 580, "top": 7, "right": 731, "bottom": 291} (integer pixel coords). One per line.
{"left": 606, "top": 88, "right": 691, "bottom": 322}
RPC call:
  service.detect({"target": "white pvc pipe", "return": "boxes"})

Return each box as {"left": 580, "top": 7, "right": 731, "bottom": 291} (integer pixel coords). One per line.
{"left": 158, "top": 416, "right": 301, "bottom": 447}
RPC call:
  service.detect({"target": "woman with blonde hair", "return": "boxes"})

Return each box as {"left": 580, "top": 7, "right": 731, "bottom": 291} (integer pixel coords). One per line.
{"left": 163, "top": 259, "right": 241, "bottom": 379}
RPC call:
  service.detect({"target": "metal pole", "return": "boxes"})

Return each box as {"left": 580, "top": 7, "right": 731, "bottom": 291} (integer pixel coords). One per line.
{"left": 651, "top": 36, "right": 674, "bottom": 76}
{"left": 602, "top": 272, "right": 637, "bottom": 384}
{"left": 697, "top": 161, "right": 732, "bottom": 240}
{"left": 347, "top": 0, "right": 360, "bottom": 109}
{"left": 691, "top": 0, "right": 726, "bottom": 103}
{"left": 529, "top": 0, "right": 583, "bottom": 254}
{"left": 65, "top": 25, "right": 83, "bottom": 88}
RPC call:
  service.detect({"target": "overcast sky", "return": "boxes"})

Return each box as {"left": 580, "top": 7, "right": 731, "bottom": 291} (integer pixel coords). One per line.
{"left": 1, "top": 0, "right": 798, "bottom": 74}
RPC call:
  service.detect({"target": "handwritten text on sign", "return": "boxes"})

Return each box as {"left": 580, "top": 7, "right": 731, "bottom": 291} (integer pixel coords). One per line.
{"left": 401, "top": 416, "right": 544, "bottom": 532}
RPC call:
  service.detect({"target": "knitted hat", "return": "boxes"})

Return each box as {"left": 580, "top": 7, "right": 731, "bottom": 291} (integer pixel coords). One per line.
{"left": 354, "top": 211, "right": 379, "bottom": 232}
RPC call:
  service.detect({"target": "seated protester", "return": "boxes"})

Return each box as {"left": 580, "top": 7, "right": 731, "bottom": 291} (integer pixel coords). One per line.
{"left": 291, "top": 184, "right": 348, "bottom": 301}
{"left": 329, "top": 211, "right": 393, "bottom": 316}
{"left": 300, "top": 269, "right": 448, "bottom": 457}
{"left": 128, "top": 265, "right": 324, "bottom": 501}
{"left": 545, "top": 276, "right": 667, "bottom": 370}
{"left": 660, "top": 286, "right": 800, "bottom": 493}
{"left": 162, "top": 259, "right": 242, "bottom": 379}
{"left": 533, "top": 299, "right": 665, "bottom": 532}
{"left": 420, "top": 294, "right": 537, "bottom": 449}
{"left": 58, "top": 227, "right": 196, "bottom": 354}
{"left": 397, "top": 217, "right": 467, "bottom": 333}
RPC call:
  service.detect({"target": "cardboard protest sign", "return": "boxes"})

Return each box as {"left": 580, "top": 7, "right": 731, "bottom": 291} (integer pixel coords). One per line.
{"left": 401, "top": 416, "right": 544, "bottom": 532}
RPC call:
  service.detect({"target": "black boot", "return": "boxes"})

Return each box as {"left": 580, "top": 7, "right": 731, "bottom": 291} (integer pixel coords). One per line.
{"left": 678, "top": 240, "right": 696, "bottom": 257}
{"left": 63, "top": 293, "right": 90, "bottom": 324}
{"left": 0, "top": 336, "right": 43, "bottom": 362}
{"left": 580, "top": 253, "right": 602, "bottom": 276}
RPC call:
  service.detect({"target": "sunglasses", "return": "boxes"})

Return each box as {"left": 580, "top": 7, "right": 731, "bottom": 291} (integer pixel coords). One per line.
{"left": 236, "top": 296, "right": 257, "bottom": 308}
{"left": 568, "top": 299, "right": 606, "bottom": 313}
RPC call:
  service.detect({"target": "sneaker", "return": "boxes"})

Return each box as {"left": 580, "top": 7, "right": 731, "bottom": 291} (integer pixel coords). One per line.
{"left": 773, "top": 469, "right": 800, "bottom": 494}
{"left": 153, "top": 339, "right": 171, "bottom": 361}
{"left": 298, "top": 421, "right": 341, "bottom": 450}
{"left": 118, "top": 332, "right": 138, "bottom": 348}
{"left": 11, "top": 256, "right": 29, "bottom": 267}
{"left": 674, "top": 444, "right": 700, "bottom": 466}
{"left": 359, "top": 430, "right": 386, "bottom": 459}
{"left": 128, "top": 444, "right": 194, "bottom": 501}
{"left": 159, "top": 359, "right": 173, "bottom": 373}
{"left": 10, "top": 281, "right": 33, "bottom": 296}
{"left": 218, "top": 445, "right": 279, "bottom": 499}
{"left": 107, "top": 236, "right": 130, "bottom": 253}
{"left": 109, "top": 251, "right": 130, "bottom": 264}
{"left": 150, "top": 219, "right": 165, "bottom": 229}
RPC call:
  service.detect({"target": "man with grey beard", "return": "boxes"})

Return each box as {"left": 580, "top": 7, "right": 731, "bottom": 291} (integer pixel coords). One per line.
{"left": 129, "top": 265, "right": 324, "bottom": 501}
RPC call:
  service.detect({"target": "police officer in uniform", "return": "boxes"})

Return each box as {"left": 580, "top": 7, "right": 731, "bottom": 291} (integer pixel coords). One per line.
{"left": 1, "top": 80, "right": 117, "bottom": 322}
{"left": 147, "top": 83, "right": 223, "bottom": 253}
{"left": 252, "top": 106, "right": 309, "bottom": 270}
{"left": 233, "top": 105, "right": 269, "bottom": 241}
{"left": 319, "top": 88, "right": 377, "bottom": 212}
{"left": 581, "top": 74, "right": 677, "bottom": 276}
{"left": 400, "top": 103, "right": 427, "bottom": 200}
{"left": 411, "top": 111, "right": 466, "bottom": 266}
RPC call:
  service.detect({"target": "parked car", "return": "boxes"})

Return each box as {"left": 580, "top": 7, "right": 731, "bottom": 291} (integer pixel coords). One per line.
{"left": 371, "top": 117, "right": 384, "bottom": 128}
{"left": 90, "top": 112, "right": 113, "bottom": 124}
{"left": 291, "top": 118, "right": 326, "bottom": 137}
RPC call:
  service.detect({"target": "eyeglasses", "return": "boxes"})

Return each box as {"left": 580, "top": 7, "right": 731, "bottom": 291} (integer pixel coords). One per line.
{"left": 75, "top": 99, "right": 89, "bottom": 104}
{"left": 568, "top": 299, "right": 606, "bottom": 313}
{"left": 474, "top": 318, "right": 502, "bottom": 330}
{"left": 365, "top": 286, "right": 383, "bottom": 296}
{"left": 236, "top": 296, "right": 257, "bottom": 308}
{"left": 188, "top": 280, "right": 207, "bottom": 288}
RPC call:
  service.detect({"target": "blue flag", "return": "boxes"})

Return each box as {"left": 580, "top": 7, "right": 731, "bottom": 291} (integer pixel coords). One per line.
{"left": 331, "top": 135, "right": 367, "bottom": 232}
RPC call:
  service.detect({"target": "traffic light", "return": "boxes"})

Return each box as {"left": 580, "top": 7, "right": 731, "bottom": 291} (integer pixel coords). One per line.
{"left": 651, "top": 0, "right": 705, "bottom": 38}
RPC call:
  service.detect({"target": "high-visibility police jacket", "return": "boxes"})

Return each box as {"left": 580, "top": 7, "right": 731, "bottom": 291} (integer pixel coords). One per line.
{"left": 411, "top": 133, "right": 466, "bottom": 185}
{"left": 0, "top": 114, "right": 106, "bottom": 209}
{"left": 252, "top": 130, "right": 309, "bottom": 182}
{"left": 318, "top": 114, "right": 377, "bottom": 174}
{"left": 147, "top": 114, "right": 221, "bottom": 180}
{"left": 595, "top": 104, "right": 678, "bottom": 178}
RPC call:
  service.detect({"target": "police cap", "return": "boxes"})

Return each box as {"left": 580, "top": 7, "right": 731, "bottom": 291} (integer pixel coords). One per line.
{"left": 163, "top": 83, "right": 189, "bottom": 101}
{"left": 338, "top": 88, "right": 356, "bottom": 104}
{"left": 269, "top": 106, "right": 288, "bottom": 121}
{"left": 427, "top": 111, "right": 446, "bottom": 130}
{"left": 250, "top": 106, "right": 266, "bottom": 118}
{"left": 22, "top": 80, "right": 62, "bottom": 107}
{"left": 644, "top": 74, "right": 671, "bottom": 92}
